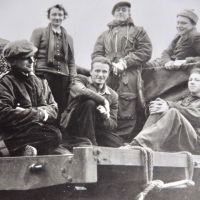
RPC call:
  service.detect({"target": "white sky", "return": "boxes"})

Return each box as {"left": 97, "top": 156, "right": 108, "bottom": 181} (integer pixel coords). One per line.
{"left": 0, "top": 0, "right": 200, "bottom": 68}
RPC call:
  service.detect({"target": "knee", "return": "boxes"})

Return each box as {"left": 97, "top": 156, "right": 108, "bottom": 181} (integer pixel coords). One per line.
{"left": 166, "top": 108, "right": 181, "bottom": 118}
{"left": 82, "top": 99, "right": 97, "bottom": 109}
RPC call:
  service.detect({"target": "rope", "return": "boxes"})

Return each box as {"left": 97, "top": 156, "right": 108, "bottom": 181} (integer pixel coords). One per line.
{"left": 128, "top": 147, "right": 195, "bottom": 200}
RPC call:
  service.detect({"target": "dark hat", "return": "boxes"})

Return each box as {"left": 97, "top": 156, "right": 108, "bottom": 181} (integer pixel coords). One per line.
{"left": 3, "top": 40, "right": 37, "bottom": 60}
{"left": 112, "top": 1, "right": 131, "bottom": 15}
{"left": 91, "top": 56, "right": 112, "bottom": 67}
{"left": 177, "top": 9, "right": 199, "bottom": 24}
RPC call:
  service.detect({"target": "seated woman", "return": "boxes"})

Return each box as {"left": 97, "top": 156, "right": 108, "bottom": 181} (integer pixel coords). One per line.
{"left": 127, "top": 67, "right": 200, "bottom": 154}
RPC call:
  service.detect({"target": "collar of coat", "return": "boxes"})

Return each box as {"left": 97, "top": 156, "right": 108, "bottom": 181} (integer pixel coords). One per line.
{"left": 107, "top": 17, "right": 134, "bottom": 29}
{"left": 88, "top": 77, "right": 111, "bottom": 95}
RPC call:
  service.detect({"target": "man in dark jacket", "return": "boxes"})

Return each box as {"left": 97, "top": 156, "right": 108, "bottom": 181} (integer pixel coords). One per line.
{"left": 91, "top": 1, "right": 152, "bottom": 142}
{"left": 147, "top": 9, "right": 200, "bottom": 70}
{"left": 60, "top": 57, "right": 123, "bottom": 147}
{"left": 0, "top": 40, "right": 62, "bottom": 156}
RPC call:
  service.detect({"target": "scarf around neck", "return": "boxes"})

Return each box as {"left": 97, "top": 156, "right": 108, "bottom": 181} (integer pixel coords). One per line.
{"left": 46, "top": 23, "right": 69, "bottom": 65}
{"left": 107, "top": 17, "right": 134, "bottom": 29}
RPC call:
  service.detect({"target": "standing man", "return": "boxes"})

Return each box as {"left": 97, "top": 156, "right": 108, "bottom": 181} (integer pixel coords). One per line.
{"left": 60, "top": 57, "right": 123, "bottom": 147}
{"left": 0, "top": 40, "right": 61, "bottom": 156}
{"left": 91, "top": 1, "right": 152, "bottom": 142}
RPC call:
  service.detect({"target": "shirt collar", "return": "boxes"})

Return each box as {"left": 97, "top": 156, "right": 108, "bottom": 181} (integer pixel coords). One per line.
{"left": 88, "top": 77, "right": 111, "bottom": 95}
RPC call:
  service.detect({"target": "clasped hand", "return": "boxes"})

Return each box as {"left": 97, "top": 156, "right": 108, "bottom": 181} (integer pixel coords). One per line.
{"left": 149, "top": 98, "right": 169, "bottom": 115}
{"left": 112, "top": 59, "right": 127, "bottom": 76}
{"left": 164, "top": 60, "right": 186, "bottom": 70}
{"left": 97, "top": 99, "right": 110, "bottom": 119}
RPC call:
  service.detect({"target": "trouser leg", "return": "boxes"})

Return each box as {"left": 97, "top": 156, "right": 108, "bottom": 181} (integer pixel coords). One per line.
{"left": 96, "top": 129, "right": 124, "bottom": 147}
{"left": 67, "top": 99, "right": 98, "bottom": 145}
{"left": 44, "top": 73, "right": 70, "bottom": 114}
{"left": 134, "top": 108, "right": 197, "bottom": 152}
{"left": 5, "top": 124, "right": 62, "bottom": 155}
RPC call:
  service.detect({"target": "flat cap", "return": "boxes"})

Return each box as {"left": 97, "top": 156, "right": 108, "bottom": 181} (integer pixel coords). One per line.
{"left": 177, "top": 9, "right": 199, "bottom": 24}
{"left": 112, "top": 1, "right": 131, "bottom": 15}
{"left": 91, "top": 56, "right": 112, "bottom": 66}
{"left": 3, "top": 40, "right": 37, "bottom": 60}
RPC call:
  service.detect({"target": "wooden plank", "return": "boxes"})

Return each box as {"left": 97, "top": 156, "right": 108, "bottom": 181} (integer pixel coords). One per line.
{"left": 69, "top": 147, "right": 97, "bottom": 183}
{"left": 0, "top": 155, "right": 73, "bottom": 190}
{"left": 78, "top": 147, "right": 200, "bottom": 168}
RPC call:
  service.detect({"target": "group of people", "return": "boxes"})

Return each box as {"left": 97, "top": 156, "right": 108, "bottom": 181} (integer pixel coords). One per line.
{"left": 0, "top": 1, "right": 200, "bottom": 156}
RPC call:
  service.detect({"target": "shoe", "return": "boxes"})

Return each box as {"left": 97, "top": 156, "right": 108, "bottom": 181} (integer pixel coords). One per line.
{"left": 130, "top": 139, "right": 141, "bottom": 147}
{"left": 53, "top": 145, "right": 73, "bottom": 155}
{"left": 23, "top": 145, "right": 37, "bottom": 156}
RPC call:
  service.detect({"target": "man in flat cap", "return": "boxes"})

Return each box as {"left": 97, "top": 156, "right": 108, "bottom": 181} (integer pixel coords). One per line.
{"left": 91, "top": 1, "right": 152, "bottom": 142}
{"left": 60, "top": 57, "right": 123, "bottom": 147}
{"left": 0, "top": 40, "right": 62, "bottom": 156}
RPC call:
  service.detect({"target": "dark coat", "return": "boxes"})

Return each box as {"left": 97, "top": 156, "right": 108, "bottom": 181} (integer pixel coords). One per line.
{"left": 60, "top": 74, "right": 118, "bottom": 131}
{"left": 161, "top": 28, "right": 200, "bottom": 64}
{"left": 91, "top": 22, "right": 152, "bottom": 68}
{"left": 0, "top": 71, "right": 58, "bottom": 139}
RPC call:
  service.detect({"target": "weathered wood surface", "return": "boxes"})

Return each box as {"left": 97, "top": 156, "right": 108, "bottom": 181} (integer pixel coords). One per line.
{"left": 0, "top": 146, "right": 200, "bottom": 194}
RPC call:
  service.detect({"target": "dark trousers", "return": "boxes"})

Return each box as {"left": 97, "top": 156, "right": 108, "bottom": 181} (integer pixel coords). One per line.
{"left": 66, "top": 99, "right": 123, "bottom": 147}
{"left": 44, "top": 73, "right": 70, "bottom": 114}
{"left": 4, "top": 124, "right": 62, "bottom": 156}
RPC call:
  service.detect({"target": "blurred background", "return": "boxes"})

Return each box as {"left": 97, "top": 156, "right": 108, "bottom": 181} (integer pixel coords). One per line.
{"left": 0, "top": 0, "right": 199, "bottom": 68}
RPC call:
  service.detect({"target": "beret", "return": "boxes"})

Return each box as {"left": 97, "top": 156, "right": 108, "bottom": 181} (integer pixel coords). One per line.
{"left": 112, "top": 1, "right": 131, "bottom": 15}
{"left": 3, "top": 40, "right": 37, "bottom": 60}
{"left": 91, "top": 56, "right": 112, "bottom": 67}
{"left": 177, "top": 9, "right": 199, "bottom": 24}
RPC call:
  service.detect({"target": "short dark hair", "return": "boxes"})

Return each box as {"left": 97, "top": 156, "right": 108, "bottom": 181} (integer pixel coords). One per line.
{"left": 91, "top": 57, "right": 111, "bottom": 71}
{"left": 47, "top": 4, "right": 68, "bottom": 19}
{"left": 190, "top": 67, "right": 200, "bottom": 75}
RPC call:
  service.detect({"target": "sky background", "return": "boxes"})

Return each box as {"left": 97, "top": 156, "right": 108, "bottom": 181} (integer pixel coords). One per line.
{"left": 0, "top": 0, "right": 200, "bottom": 68}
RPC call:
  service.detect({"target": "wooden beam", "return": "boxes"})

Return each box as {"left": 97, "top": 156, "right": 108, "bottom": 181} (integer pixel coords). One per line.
{"left": 74, "top": 147, "right": 200, "bottom": 168}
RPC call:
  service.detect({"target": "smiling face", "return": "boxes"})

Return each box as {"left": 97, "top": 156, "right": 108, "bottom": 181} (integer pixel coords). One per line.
{"left": 49, "top": 7, "right": 65, "bottom": 27}
{"left": 113, "top": 6, "right": 130, "bottom": 22}
{"left": 12, "top": 57, "right": 35, "bottom": 74}
{"left": 90, "top": 62, "right": 110, "bottom": 88}
{"left": 176, "top": 16, "right": 195, "bottom": 35}
{"left": 188, "top": 73, "right": 200, "bottom": 97}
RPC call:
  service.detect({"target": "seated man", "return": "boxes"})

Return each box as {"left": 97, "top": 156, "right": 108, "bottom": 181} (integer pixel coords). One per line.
{"left": 127, "top": 68, "right": 200, "bottom": 154}
{"left": 60, "top": 57, "right": 123, "bottom": 147}
{"left": 0, "top": 40, "right": 62, "bottom": 156}
{"left": 148, "top": 9, "right": 200, "bottom": 70}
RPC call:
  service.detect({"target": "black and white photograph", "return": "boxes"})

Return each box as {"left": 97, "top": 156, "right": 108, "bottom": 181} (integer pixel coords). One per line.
{"left": 0, "top": 0, "right": 200, "bottom": 199}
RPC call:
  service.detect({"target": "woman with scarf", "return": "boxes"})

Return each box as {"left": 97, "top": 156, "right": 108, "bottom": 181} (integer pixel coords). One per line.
{"left": 31, "top": 4, "right": 76, "bottom": 118}
{"left": 91, "top": 1, "right": 152, "bottom": 142}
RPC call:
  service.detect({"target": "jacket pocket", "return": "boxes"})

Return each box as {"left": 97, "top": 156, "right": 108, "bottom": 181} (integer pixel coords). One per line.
{"left": 118, "top": 92, "right": 137, "bottom": 120}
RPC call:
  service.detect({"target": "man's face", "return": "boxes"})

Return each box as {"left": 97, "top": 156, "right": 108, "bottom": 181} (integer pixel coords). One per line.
{"left": 13, "top": 57, "right": 34, "bottom": 73}
{"left": 90, "top": 62, "right": 110, "bottom": 87}
{"left": 176, "top": 16, "right": 195, "bottom": 35}
{"left": 113, "top": 6, "right": 130, "bottom": 22}
{"left": 188, "top": 73, "right": 200, "bottom": 96}
{"left": 49, "top": 7, "right": 65, "bottom": 27}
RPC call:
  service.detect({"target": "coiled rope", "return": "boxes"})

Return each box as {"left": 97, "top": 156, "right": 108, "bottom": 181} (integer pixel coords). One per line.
{"left": 129, "top": 147, "right": 195, "bottom": 200}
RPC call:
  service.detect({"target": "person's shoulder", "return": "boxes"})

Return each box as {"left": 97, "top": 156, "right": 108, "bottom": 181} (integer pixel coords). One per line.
{"left": 0, "top": 72, "right": 14, "bottom": 84}
{"left": 106, "top": 85, "right": 118, "bottom": 98}
{"left": 75, "top": 74, "right": 89, "bottom": 82}
{"left": 32, "top": 27, "right": 47, "bottom": 35}
{"left": 190, "top": 29, "right": 200, "bottom": 40}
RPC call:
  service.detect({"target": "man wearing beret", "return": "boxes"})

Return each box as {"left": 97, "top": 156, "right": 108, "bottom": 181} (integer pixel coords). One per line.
{"left": 91, "top": 1, "right": 152, "bottom": 142}
{"left": 0, "top": 40, "right": 62, "bottom": 156}
{"left": 60, "top": 57, "right": 123, "bottom": 147}
{"left": 149, "top": 9, "right": 200, "bottom": 69}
